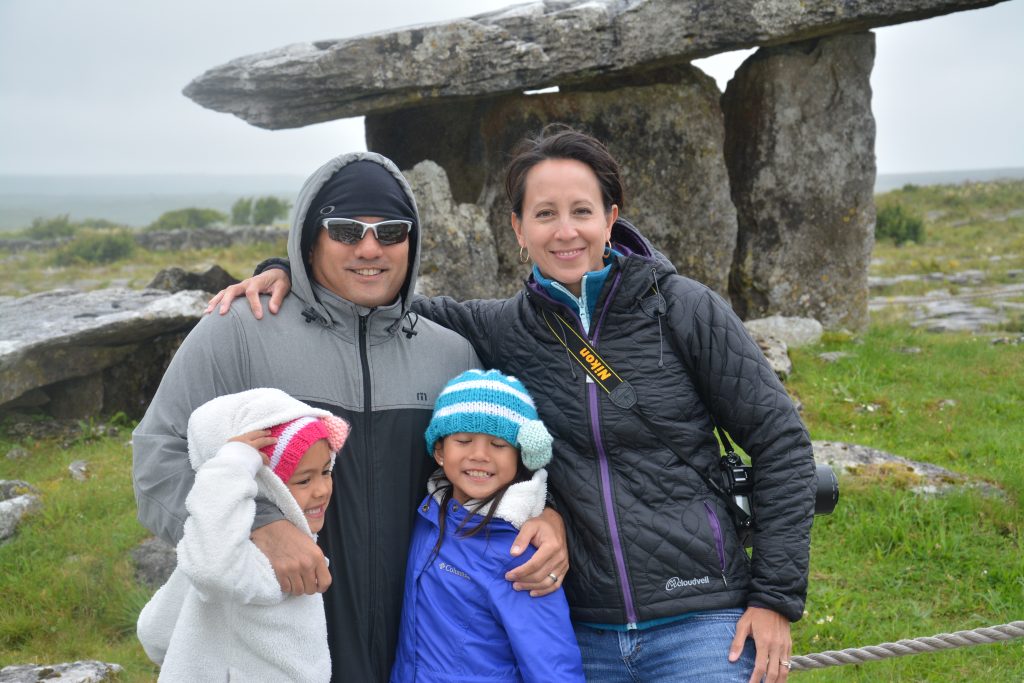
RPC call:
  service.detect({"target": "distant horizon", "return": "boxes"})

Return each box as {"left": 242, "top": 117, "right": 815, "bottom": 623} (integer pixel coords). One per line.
{"left": 1, "top": 166, "right": 1022, "bottom": 231}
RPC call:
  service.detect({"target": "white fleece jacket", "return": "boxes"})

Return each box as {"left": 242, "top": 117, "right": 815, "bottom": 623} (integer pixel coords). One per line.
{"left": 137, "top": 388, "right": 338, "bottom": 682}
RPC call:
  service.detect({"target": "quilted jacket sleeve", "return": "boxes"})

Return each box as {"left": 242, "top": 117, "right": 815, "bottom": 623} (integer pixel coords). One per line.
{"left": 410, "top": 294, "right": 508, "bottom": 368}
{"left": 668, "top": 283, "right": 816, "bottom": 622}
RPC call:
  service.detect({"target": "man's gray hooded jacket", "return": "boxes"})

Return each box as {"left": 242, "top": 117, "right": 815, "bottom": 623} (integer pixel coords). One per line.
{"left": 132, "top": 152, "right": 479, "bottom": 682}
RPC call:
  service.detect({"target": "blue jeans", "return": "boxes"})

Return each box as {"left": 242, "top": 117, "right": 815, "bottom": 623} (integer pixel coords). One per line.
{"left": 573, "top": 609, "right": 756, "bottom": 682}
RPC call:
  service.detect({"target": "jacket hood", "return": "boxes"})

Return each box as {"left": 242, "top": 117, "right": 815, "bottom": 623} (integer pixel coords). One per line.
{"left": 288, "top": 152, "right": 422, "bottom": 324}
{"left": 610, "top": 217, "right": 677, "bottom": 278}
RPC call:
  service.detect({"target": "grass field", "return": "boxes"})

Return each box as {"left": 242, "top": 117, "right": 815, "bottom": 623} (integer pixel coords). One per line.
{"left": 1, "top": 182, "right": 1022, "bottom": 680}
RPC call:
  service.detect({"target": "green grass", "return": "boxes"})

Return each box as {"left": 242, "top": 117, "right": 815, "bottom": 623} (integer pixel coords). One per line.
{"left": 2, "top": 184, "right": 1023, "bottom": 680}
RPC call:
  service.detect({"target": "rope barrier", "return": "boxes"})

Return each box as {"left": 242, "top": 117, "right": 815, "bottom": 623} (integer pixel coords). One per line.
{"left": 791, "top": 621, "right": 1024, "bottom": 671}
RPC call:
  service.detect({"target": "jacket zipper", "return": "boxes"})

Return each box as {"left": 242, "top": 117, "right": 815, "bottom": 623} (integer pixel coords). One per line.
{"left": 703, "top": 501, "right": 729, "bottom": 587}
{"left": 359, "top": 315, "right": 378, "bottom": 648}
{"left": 583, "top": 273, "right": 639, "bottom": 627}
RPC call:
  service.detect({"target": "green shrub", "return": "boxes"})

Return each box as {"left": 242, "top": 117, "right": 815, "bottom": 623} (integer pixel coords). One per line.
{"left": 251, "top": 196, "right": 290, "bottom": 225}
{"left": 52, "top": 229, "right": 136, "bottom": 265}
{"left": 876, "top": 204, "right": 925, "bottom": 245}
{"left": 230, "top": 197, "right": 254, "bottom": 225}
{"left": 25, "top": 214, "right": 77, "bottom": 239}
{"left": 147, "top": 207, "right": 226, "bottom": 231}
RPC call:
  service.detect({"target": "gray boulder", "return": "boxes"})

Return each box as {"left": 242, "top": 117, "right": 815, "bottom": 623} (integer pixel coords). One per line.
{"left": 182, "top": 0, "right": 1008, "bottom": 129}
{"left": 404, "top": 161, "right": 501, "bottom": 301}
{"left": 0, "top": 480, "right": 41, "bottom": 542}
{"left": 369, "top": 66, "right": 737, "bottom": 296}
{"left": 743, "top": 316, "right": 824, "bottom": 348}
{"left": 0, "top": 288, "right": 206, "bottom": 417}
{"left": 723, "top": 34, "right": 876, "bottom": 329}
{"left": 148, "top": 265, "right": 240, "bottom": 294}
{"left": 0, "top": 661, "right": 123, "bottom": 682}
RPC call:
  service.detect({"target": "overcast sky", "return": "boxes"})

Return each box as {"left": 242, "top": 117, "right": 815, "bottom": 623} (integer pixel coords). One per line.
{"left": 1, "top": 0, "right": 1021, "bottom": 177}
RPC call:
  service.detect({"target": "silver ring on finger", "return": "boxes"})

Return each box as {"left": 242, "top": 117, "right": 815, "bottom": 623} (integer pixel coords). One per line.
{"left": 548, "top": 572, "right": 559, "bottom": 583}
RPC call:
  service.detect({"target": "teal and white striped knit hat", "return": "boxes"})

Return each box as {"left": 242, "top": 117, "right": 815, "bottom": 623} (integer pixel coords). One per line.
{"left": 425, "top": 369, "right": 553, "bottom": 471}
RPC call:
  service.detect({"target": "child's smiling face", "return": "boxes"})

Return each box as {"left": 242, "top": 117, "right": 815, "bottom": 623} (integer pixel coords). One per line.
{"left": 434, "top": 432, "right": 520, "bottom": 504}
{"left": 285, "top": 439, "right": 333, "bottom": 533}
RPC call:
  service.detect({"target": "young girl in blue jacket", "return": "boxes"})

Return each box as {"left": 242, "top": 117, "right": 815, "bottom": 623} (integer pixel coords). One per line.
{"left": 390, "top": 369, "right": 584, "bottom": 683}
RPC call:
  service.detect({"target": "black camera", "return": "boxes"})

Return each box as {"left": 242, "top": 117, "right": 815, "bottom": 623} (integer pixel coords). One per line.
{"left": 721, "top": 452, "right": 839, "bottom": 547}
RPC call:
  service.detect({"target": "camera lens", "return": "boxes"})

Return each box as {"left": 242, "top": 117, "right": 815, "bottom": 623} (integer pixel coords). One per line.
{"left": 814, "top": 463, "right": 839, "bottom": 515}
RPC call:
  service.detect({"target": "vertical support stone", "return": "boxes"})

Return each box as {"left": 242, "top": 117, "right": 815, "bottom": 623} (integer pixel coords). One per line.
{"left": 367, "top": 65, "right": 738, "bottom": 298}
{"left": 722, "top": 33, "right": 877, "bottom": 330}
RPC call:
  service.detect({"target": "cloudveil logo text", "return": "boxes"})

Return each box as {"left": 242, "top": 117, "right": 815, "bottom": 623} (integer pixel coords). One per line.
{"left": 665, "top": 575, "right": 710, "bottom": 592}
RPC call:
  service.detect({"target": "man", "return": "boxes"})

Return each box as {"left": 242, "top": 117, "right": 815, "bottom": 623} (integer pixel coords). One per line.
{"left": 133, "top": 153, "right": 566, "bottom": 682}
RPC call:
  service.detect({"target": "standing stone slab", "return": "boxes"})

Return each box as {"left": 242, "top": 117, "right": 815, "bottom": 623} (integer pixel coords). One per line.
{"left": 368, "top": 66, "right": 737, "bottom": 297}
{"left": 404, "top": 160, "right": 501, "bottom": 300}
{"left": 722, "top": 33, "right": 876, "bottom": 329}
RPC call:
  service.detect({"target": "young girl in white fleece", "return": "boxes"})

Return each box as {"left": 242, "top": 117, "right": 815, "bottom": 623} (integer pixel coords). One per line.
{"left": 136, "top": 388, "right": 349, "bottom": 682}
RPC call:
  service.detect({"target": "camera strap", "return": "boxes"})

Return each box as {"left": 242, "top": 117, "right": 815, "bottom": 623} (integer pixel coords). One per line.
{"left": 540, "top": 309, "right": 753, "bottom": 528}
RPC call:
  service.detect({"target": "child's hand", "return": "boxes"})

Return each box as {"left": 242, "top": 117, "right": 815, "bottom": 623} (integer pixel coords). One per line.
{"left": 228, "top": 430, "right": 276, "bottom": 465}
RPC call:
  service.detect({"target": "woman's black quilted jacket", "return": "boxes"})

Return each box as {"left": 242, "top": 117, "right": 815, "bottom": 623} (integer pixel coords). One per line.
{"left": 412, "top": 219, "right": 815, "bottom": 624}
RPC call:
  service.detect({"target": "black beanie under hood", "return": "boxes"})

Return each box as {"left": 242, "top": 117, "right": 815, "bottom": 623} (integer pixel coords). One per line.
{"left": 301, "top": 160, "right": 417, "bottom": 260}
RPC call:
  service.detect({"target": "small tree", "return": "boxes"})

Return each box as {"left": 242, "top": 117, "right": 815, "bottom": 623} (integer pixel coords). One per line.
{"left": 147, "top": 207, "right": 226, "bottom": 231}
{"left": 875, "top": 204, "right": 925, "bottom": 246}
{"left": 251, "top": 196, "right": 290, "bottom": 226}
{"left": 231, "top": 197, "right": 254, "bottom": 225}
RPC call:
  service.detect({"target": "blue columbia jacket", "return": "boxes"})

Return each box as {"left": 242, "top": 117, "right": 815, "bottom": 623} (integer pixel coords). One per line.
{"left": 390, "top": 471, "right": 584, "bottom": 683}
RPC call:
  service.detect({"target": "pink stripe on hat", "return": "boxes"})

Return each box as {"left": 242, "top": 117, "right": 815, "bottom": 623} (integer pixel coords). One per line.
{"left": 260, "top": 418, "right": 330, "bottom": 483}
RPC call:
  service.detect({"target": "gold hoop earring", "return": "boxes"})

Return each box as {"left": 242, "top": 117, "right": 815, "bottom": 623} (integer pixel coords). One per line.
{"left": 604, "top": 240, "right": 613, "bottom": 257}
{"left": 519, "top": 246, "right": 530, "bottom": 264}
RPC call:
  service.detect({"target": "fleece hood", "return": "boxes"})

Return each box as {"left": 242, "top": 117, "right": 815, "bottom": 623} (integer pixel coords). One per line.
{"left": 287, "top": 152, "right": 422, "bottom": 326}
{"left": 187, "top": 388, "right": 348, "bottom": 536}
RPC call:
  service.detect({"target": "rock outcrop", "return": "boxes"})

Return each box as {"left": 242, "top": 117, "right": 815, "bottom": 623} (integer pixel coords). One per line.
{"left": 0, "top": 480, "right": 40, "bottom": 542}
{"left": 722, "top": 33, "right": 876, "bottom": 329}
{"left": 0, "top": 288, "right": 206, "bottom": 418}
{"left": 147, "top": 265, "right": 240, "bottom": 294}
{"left": 183, "top": 0, "right": 1006, "bottom": 129}
{"left": 0, "top": 661, "right": 123, "bottom": 682}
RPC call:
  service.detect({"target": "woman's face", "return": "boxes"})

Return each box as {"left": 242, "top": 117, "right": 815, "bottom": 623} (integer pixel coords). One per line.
{"left": 512, "top": 158, "right": 618, "bottom": 296}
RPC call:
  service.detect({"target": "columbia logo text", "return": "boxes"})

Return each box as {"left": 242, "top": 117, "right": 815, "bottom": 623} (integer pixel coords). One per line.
{"left": 665, "top": 575, "right": 710, "bottom": 592}
{"left": 577, "top": 347, "right": 612, "bottom": 381}
{"left": 439, "top": 562, "right": 470, "bottom": 580}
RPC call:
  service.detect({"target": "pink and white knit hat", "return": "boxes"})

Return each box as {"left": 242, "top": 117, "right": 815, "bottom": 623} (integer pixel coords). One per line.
{"left": 260, "top": 415, "right": 350, "bottom": 483}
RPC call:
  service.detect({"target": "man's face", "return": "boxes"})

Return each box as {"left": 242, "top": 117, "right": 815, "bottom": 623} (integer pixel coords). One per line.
{"left": 309, "top": 215, "right": 410, "bottom": 308}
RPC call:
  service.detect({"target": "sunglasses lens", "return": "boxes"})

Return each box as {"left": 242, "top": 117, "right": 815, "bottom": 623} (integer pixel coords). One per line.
{"left": 325, "top": 219, "right": 363, "bottom": 244}
{"left": 374, "top": 221, "right": 410, "bottom": 245}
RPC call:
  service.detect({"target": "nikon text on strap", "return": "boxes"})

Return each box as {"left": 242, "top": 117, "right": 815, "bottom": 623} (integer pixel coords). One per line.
{"left": 540, "top": 309, "right": 753, "bottom": 530}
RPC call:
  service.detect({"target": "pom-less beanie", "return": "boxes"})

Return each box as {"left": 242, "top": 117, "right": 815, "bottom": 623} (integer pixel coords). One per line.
{"left": 425, "top": 369, "right": 553, "bottom": 471}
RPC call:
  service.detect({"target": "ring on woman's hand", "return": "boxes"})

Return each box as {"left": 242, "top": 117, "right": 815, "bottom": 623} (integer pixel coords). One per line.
{"left": 780, "top": 660, "right": 791, "bottom": 669}
{"left": 548, "top": 573, "right": 559, "bottom": 583}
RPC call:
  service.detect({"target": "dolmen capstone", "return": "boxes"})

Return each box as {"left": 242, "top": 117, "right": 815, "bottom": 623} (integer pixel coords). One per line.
{"left": 183, "top": 0, "right": 1008, "bottom": 328}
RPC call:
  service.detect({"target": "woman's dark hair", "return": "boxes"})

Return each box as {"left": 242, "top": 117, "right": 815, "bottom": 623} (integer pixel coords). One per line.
{"left": 504, "top": 124, "right": 625, "bottom": 218}
{"left": 429, "top": 439, "right": 533, "bottom": 562}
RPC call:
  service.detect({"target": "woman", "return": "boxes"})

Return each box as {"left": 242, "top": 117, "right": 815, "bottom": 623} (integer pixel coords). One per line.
{"left": 211, "top": 127, "right": 815, "bottom": 683}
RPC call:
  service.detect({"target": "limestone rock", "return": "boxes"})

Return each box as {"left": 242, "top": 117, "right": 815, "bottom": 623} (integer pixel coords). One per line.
{"left": 723, "top": 34, "right": 876, "bottom": 329}
{"left": 0, "top": 480, "right": 41, "bottom": 542}
{"left": 148, "top": 265, "right": 240, "bottom": 294}
{"left": 0, "top": 661, "right": 123, "bottom": 682}
{"left": 68, "top": 460, "right": 88, "bottom": 482}
{"left": 744, "top": 316, "right": 824, "bottom": 348}
{"left": 404, "top": 161, "right": 500, "bottom": 301}
{"left": 813, "top": 440, "right": 1000, "bottom": 496}
{"left": 183, "top": 0, "right": 1007, "bottom": 129}
{"left": 748, "top": 333, "right": 792, "bottom": 381}
{"left": 131, "top": 536, "right": 177, "bottom": 589}
{"left": 0, "top": 288, "right": 206, "bottom": 416}
{"left": 369, "top": 66, "right": 737, "bottom": 296}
